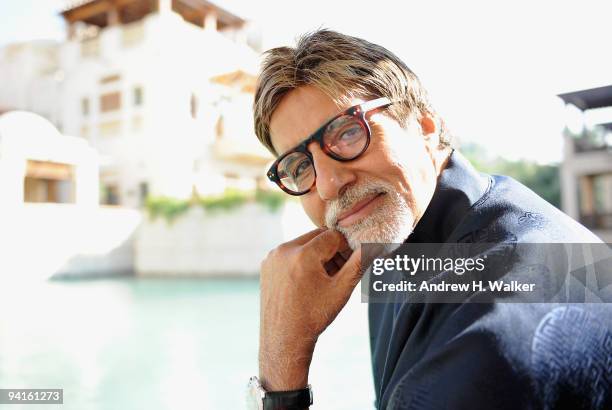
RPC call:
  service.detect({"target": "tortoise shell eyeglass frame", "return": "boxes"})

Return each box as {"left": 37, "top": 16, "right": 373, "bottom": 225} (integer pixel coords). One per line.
{"left": 266, "top": 97, "right": 395, "bottom": 196}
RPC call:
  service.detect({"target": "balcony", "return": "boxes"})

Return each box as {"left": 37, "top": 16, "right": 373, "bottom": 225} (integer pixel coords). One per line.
{"left": 580, "top": 212, "right": 612, "bottom": 230}
{"left": 80, "top": 35, "right": 100, "bottom": 58}
{"left": 570, "top": 126, "right": 612, "bottom": 154}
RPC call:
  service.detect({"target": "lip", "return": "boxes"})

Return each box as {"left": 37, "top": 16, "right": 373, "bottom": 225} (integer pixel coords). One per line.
{"left": 337, "top": 193, "right": 385, "bottom": 228}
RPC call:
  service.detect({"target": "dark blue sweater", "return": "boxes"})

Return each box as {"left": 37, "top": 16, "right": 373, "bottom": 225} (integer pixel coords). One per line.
{"left": 369, "top": 151, "right": 611, "bottom": 409}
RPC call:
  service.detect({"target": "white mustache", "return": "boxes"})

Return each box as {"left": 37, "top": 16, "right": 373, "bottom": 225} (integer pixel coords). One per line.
{"left": 325, "top": 180, "right": 389, "bottom": 229}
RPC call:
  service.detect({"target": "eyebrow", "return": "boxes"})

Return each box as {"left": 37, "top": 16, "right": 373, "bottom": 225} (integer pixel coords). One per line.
{"left": 282, "top": 153, "right": 299, "bottom": 168}
{"left": 274, "top": 109, "right": 342, "bottom": 158}
{"left": 272, "top": 97, "right": 391, "bottom": 158}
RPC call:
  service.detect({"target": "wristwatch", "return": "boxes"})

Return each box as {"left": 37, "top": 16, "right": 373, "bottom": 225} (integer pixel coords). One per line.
{"left": 246, "top": 376, "right": 313, "bottom": 410}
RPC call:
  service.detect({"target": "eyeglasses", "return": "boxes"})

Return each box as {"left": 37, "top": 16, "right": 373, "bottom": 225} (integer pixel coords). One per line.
{"left": 266, "top": 97, "right": 394, "bottom": 196}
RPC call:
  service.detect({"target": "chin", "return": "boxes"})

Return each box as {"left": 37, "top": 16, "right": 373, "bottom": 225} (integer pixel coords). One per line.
{"left": 340, "top": 204, "right": 415, "bottom": 251}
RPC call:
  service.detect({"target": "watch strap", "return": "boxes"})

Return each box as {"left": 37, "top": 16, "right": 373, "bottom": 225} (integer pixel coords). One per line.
{"left": 263, "top": 386, "right": 312, "bottom": 410}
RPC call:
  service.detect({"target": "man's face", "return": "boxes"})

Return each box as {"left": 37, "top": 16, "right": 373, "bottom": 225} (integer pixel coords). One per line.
{"left": 269, "top": 85, "right": 444, "bottom": 250}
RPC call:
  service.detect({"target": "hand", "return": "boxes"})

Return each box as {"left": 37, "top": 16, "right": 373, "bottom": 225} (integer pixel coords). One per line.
{"left": 258, "top": 227, "right": 363, "bottom": 391}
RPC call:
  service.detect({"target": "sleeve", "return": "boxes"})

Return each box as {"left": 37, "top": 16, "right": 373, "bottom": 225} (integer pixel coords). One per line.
{"left": 383, "top": 330, "right": 533, "bottom": 410}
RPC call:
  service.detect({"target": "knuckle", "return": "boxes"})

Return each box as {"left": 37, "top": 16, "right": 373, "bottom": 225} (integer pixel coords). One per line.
{"left": 293, "top": 248, "right": 309, "bottom": 269}
{"left": 268, "top": 243, "right": 288, "bottom": 259}
{"left": 259, "top": 257, "right": 268, "bottom": 272}
{"left": 328, "top": 230, "right": 345, "bottom": 247}
{"left": 276, "top": 242, "right": 289, "bottom": 252}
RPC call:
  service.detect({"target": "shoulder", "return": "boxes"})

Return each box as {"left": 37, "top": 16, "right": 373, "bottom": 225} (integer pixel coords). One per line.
{"left": 386, "top": 303, "right": 612, "bottom": 410}
{"left": 453, "top": 174, "right": 601, "bottom": 243}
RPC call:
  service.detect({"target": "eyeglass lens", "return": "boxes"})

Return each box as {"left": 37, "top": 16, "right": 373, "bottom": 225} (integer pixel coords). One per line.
{"left": 276, "top": 114, "right": 368, "bottom": 194}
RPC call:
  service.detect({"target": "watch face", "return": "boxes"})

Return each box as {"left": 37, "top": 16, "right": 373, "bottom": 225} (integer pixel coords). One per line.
{"left": 246, "top": 377, "right": 264, "bottom": 410}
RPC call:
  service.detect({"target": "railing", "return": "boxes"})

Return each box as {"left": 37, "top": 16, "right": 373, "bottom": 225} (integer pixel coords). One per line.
{"left": 121, "top": 20, "right": 145, "bottom": 48}
{"left": 580, "top": 212, "right": 612, "bottom": 230}
{"left": 570, "top": 127, "right": 612, "bottom": 153}
{"left": 80, "top": 36, "right": 100, "bottom": 58}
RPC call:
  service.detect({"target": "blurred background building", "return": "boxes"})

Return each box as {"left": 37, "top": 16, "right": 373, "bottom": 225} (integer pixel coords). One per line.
{"left": 559, "top": 85, "right": 612, "bottom": 242}
{"left": 0, "top": 110, "right": 98, "bottom": 207}
{"left": 0, "top": 0, "right": 271, "bottom": 209}
{"left": 0, "top": 0, "right": 297, "bottom": 279}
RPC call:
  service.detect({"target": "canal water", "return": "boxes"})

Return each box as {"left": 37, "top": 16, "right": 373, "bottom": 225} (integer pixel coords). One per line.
{"left": 0, "top": 277, "right": 374, "bottom": 409}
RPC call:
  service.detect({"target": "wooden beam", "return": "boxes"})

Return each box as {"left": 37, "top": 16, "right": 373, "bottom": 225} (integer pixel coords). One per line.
{"left": 62, "top": 0, "right": 140, "bottom": 23}
{"left": 26, "top": 160, "right": 73, "bottom": 180}
{"left": 177, "top": 6, "right": 203, "bottom": 23}
{"left": 177, "top": 0, "right": 244, "bottom": 26}
{"left": 62, "top": 0, "right": 111, "bottom": 24}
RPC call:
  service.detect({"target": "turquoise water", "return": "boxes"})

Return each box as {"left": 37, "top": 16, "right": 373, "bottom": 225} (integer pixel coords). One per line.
{"left": 0, "top": 277, "right": 374, "bottom": 409}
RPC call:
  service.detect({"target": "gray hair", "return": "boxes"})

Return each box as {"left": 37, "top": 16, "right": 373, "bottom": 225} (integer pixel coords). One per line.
{"left": 253, "top": 29, "right": 451, "bottom": 155}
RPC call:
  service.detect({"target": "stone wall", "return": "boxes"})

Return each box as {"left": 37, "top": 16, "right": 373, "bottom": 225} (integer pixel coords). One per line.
{"left": 135, "top": 202, "right": 314, "bottom": 276}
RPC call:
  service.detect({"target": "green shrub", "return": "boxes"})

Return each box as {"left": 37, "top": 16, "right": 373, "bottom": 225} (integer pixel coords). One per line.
{"left": 255, "top": 189, "right": 286, "bottom": 212}
{"left": 197, "top": 188, "right": 250, "bottom": 212}
{"left": 145, "top": 188, "right": 287, "bottom": 222}
{"left": 145, "top": 196, "right": 190, "bottom": 223}
{"left": 461, "top": 143, "right": 561, "bottom": 208}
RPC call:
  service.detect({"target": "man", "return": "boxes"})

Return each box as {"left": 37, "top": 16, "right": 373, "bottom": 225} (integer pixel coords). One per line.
{"left": 247, "top": 29, "right": 611, "bottom": 409}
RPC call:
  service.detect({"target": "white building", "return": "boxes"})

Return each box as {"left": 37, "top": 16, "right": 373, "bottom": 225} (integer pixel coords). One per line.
{"left": 0, "top": 41, "right": 62, "bottom": 126}
{"left": 0, "top": 111, "right": 142, "bottom": 280}
{"left": 0, "top": 0, "right": 271, "bottom": 208}
{"left": 0, "top": 110, "right": 99, "bottom": 207}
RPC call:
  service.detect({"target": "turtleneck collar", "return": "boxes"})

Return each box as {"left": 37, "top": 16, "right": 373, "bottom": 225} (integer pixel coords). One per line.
{"left": 406, "top": 149, "right": 491, "bottom": 244}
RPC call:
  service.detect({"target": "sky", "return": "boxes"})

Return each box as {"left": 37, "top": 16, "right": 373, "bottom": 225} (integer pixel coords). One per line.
{"left": 1, "top": 0, "right": 611, "bottom": 164}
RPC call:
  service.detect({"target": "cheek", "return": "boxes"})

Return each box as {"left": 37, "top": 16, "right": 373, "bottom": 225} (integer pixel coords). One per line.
{"left": 375, "top": 132, "right": 431, "bottom": 187}
{"left": 390, "top": 140, "right": 438, "bottom": 215}
{"left": 369, "top": 122, "right": 438, "bottom": 211}
{"left": 300, "top": 195, "right": 326, "bottom": 227}
{"left": 387, "top": 127, "right": 433, "bottom": 177}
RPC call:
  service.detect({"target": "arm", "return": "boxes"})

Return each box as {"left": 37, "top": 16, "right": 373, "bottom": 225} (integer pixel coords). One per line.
{"left": 258, "top": 228, "right": 362, "bottom": 393}
{"left": 383, "top": 330, "right": 531, "bottom": 410}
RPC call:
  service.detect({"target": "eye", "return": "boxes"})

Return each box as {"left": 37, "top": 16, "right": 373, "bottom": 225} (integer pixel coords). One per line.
{"left": 338, "top": 125, "right": 363, "bottom": 144}
{"left": 290, "top": 158, "right": 312, "bottom": 181}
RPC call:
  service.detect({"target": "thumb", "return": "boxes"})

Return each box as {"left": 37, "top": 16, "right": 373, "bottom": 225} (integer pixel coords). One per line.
{"left": 336, "top": 246, "right": 363, "bottom": 289}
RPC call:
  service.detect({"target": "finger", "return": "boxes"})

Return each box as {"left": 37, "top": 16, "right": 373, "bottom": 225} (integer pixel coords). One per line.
{"left": 324, "top": 253, "right": 345, "bottom": 276}
{"left": 286, "top": 227, "right": 327, "bottom": 246}
{"left": 336, "top": 246, "right": 363, "bottom": 289}
{"left": 324, "top": 258, "right": 340, "bottom": 275}
{"left": 339, "top": 249, "right": 352, "bottom": 261}
{"left": 304, "top": 229, "right": 348, "bottom": 263}
{"left": 332, "top": 252, "right": 346, "bottom": 268}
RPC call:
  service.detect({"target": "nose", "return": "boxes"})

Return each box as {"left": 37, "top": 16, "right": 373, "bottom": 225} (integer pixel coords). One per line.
{"left": 309, "top": 144, "right": 356, "bottom": 201}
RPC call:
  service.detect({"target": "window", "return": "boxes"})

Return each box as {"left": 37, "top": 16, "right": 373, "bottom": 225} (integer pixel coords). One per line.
{"left": 101, "top": 184, "right": 120, "bottom": 205}
{"left": 99, "top": 120, "right": 122, "bottom": 136}
{"left": 139, "top": 182, "right": 149, "bottom": 206}
{"left": 81, "top": 37, "right": 100, "bottom": 58}
{"left": 100, "top": 74, "right": 121, "bottom": 84}
{"left": 133, "top": 86, "right": 143, "bottom": 106}
{"left": 190, "top": 93, "right": 198, "bottom": 118}
{"left": 132, "top": 115, "right": 143, "bottom": 131}
{"left": 100, "top": 91, "right": 121, "bottom": 112}
{"left": 122, "top": 21, "right": 145, "bottom": 46}
{"left": 81, "top": 97, "right": 89, "bottom": 116}
{"left": 80, "top": 125, "right": 89, "bottom": 138}
{"left": 215, "top": 115, "right": 224, "bottom": 139}
{"left": 24, "top": 160, "right": 75, "bottom": 203}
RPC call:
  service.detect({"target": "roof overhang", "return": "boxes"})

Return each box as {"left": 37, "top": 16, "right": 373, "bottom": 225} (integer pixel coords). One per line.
{"left": 558, "top": 85, "right": 612, "bottom": 111}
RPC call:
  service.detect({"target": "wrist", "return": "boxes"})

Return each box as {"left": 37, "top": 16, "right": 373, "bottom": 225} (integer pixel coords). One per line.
{"left": 247, "top": 376, "right": 313, "bottom": 410}
{"left": 259, "top": 342, "right": 314, "bottom": 391}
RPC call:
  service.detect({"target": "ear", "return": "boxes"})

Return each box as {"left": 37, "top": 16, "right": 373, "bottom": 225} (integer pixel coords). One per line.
{"left": 419, "top": 113, "right": 437, "bottom": 136}
{"left": 419, "top": 113, "right": 440, "bottom": 146}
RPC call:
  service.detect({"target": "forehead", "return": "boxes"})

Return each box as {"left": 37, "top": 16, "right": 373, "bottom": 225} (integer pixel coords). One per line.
{"left": 269, "top": 85, "right": 363, "bottom": 156}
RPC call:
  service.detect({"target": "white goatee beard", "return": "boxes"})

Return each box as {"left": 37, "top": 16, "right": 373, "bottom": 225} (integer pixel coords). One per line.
{"left": 325, "top": 179, "right": 415, "bottom": 250}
